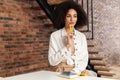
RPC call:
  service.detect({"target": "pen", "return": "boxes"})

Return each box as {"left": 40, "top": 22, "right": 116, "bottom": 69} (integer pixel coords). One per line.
{"left": 69, "top": 24, "right": 73, "bottom": 33}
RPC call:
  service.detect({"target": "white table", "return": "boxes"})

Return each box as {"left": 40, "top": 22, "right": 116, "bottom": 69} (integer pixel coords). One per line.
{"left": 0, "top": 77, "right": 3, "bottom": 80}
{"left": 2, "top": 70, "right": 117, "bottom": 80}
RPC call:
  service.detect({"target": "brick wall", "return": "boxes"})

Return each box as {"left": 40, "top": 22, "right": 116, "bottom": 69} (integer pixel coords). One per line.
{"left": 0, "top": 0, "right": 120, "bottom": 77}
{"left": 93, "top": 0, "right": 120, "bottom": 65}
{"left": 0, "top": 0, "right": 55, "bottom": 77}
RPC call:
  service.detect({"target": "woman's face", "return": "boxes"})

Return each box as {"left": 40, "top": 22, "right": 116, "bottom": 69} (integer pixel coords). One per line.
{"left": 65, "top": 9, "right": 77, "bottom": 28}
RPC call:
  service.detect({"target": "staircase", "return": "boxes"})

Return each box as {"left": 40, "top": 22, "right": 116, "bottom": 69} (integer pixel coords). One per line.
{"left": 28, "top": 0, "right": 115, "bottom": 78}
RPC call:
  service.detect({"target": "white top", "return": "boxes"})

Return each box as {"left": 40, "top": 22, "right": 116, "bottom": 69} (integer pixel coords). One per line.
{"left": 48, "top": 28, "right": 88, "bottom": 74}
{"left": 3, "top": 71, "right": 117, "bottom": 80}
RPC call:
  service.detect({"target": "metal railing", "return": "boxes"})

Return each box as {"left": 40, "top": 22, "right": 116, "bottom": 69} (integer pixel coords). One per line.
{"left": 36, "top": 0, "right": 94, "bottom": 39}
{"left": 91, "top": 0, "right": 94, "bottom": 39}
{"left": 80, "top": 0, "right": 94, "bottom": 39}
{"left": 36, "top": 0, "right": 54, "bottom": 22}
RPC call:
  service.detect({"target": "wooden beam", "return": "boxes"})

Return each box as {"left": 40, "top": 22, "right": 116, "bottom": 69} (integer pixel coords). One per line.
{"left": 94, "top": 66, "right": 111, "bottom": 71}
{"left": 98, "top": 71, "right": 115, "bottom": 76}
{"left": 89, "top": 56, "right": 103, "bottom": 60}
{"left": 90, "top": 60, "right": 106, "bottom": 66}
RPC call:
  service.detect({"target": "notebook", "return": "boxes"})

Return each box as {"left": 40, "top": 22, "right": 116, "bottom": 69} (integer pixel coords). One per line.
{"left": 58, "top": 71, "right": 79, "bottom": 79}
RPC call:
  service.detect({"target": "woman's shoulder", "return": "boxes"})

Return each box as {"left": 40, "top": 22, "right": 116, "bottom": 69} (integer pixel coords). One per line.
{"left": 75, "top": 30, "right": 86, "bottom": 37}
{"left": 51, "top": 29, "right": 61, "bottom": 36}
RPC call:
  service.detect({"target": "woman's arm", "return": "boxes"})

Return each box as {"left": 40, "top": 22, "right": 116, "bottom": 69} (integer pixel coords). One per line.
{"left": 48, "top": 34, "right": 70, "bottom": 66}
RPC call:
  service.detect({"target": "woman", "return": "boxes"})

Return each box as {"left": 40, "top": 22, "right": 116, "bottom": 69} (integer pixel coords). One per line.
{"left": 48, "top": 1, "right": 96, "bottom": 76}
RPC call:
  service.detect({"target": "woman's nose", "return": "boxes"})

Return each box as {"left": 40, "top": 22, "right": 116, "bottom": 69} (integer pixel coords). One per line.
{"left": 70, "top": 17, "right": 73, "bottom": 21}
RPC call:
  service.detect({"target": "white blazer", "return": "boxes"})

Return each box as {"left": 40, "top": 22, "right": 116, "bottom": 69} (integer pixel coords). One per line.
{"left": 48, "top": 28, "right": 88, "bottom": 74}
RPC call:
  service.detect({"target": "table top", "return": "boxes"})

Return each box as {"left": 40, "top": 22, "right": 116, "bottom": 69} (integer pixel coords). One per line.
{"left": 1, "top": 70, "right": 117, "bottom": 80}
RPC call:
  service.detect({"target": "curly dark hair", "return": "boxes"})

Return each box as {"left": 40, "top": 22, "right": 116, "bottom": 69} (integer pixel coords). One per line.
{"left": 52, "top": 0, "right": 88, "bottom": 30}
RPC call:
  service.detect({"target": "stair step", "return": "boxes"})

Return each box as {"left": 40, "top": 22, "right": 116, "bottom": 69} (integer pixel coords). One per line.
{"left": 30, "top": 6, "right": 41, "bottom": 10}
{"left": 89, "top": 51, "right": 98, "bottom": 54}
{"left": 88, "top": 45, "right": 94, "bottom": 47}
{"left": 89, "top": 56, "right": 103, "bottom": 60}
{"left": 90, "top": 60, "right": 106, "bottom": 66}
{"left": 79, "top": 30, "right": 91, "bottom": 32}
{"left": 94, "top": 66, "right": 111, "bottom": 71}
{"left": 47, "top": 0, "right": 68, "bottom": 5}
{"left": 31, "top": 24, "right": 44, "bottom": 28}
{"left": 33, "top": 15, "right": 48, "bottom": 19}
{"left": 98, "top": 71, "right": 115, "bottom": 76}
{"left": 44, "top": 23, "right": 53, "bottom": 27}
{"left": 87, "top": 38, "right": 93, "bottom": 40}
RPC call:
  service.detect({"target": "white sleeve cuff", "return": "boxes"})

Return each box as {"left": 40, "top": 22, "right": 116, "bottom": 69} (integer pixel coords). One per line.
{"left": 72, "top": 68, "right": 82, "bottom": 75}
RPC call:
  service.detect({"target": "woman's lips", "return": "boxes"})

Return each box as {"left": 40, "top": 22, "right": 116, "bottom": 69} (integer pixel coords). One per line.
{"left": 69, "top": 22, "right": 74, "bottom": 24}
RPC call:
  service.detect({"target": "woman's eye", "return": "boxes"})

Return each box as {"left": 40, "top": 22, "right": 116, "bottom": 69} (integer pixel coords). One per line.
{"left": 66, "top": 15, "right": 71, "bottom": 17}
{"left": 74, "top": 15, "right": 77, "bottom": 18}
